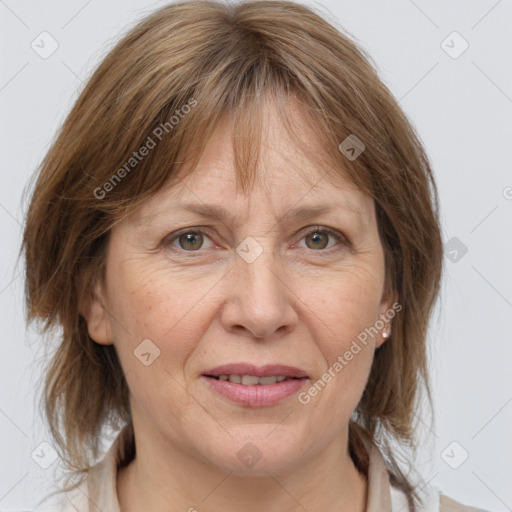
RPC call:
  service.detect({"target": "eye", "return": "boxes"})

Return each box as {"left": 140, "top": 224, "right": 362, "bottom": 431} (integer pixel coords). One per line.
{"left": 162, "top": 226, "right": 348, "bottom": 255}
{"left": 296, "top": 226, "right": 348, "bottom": 253}
{"left": 164, "top": 228, "right": 215, "bottom": 252}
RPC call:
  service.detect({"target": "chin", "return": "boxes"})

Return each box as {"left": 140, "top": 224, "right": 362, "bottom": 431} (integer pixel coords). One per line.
{"left": 201, "top": 434, "right": 308, "bottom": 476}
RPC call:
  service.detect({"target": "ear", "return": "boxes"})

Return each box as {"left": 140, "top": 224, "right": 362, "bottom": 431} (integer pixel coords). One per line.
{"left": 79, "top": 278, "right": 113, "bottom": 346}
{"left": 376, "top": 287, "right": 400, "bottom": 349}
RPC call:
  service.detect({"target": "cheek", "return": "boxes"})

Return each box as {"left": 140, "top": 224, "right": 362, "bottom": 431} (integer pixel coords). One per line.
{"left": 295, "top": 264, "right": 382, "bottom": 413}
{"left": 105, "top": 257, "right": 219, "bottom": 372}
{"left": 104, "top": 260, "right": 214, "bottom": 430}
{"left": 302, "top": 262, "right": 384, "bottom": 347}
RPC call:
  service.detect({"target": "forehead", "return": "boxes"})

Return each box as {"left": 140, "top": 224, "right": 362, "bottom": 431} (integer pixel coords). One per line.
{"left": 130, "top": 99, "right": 375, "bottom": 228}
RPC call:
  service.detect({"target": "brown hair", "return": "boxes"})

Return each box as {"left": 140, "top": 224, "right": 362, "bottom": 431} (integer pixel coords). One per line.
{"left": 21, "top": 1, "right": 443, "bottom": 509}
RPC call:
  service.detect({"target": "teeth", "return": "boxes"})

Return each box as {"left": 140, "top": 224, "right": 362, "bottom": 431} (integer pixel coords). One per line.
{"left": 259, "top": 376, "right": 277, "bottom": 385}
{"left": 241, "top": 375, "right": 260, "bottom": 385}
{"left": 216, "top": 375, "right": 290, "bottom": 385}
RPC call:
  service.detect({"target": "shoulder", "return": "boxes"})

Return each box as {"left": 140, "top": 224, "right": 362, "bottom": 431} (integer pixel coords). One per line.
{"left": 31, "top": 424, "right": 131, "bottom": 512}
{"left": 439, "top": 493, "right": 493, "bottom": 512}
{"left": 32, "top": 478, "right": 89, "bottom": 512}
{"left": 390, "top": 482, "right": 493, "bottom": 512}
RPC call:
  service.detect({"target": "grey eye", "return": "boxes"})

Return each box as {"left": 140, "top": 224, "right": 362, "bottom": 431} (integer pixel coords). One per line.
{"left": 304, "top": 231, "right": 330, "bottom": 250}
{"left": 177, "top": 231, "right": 207, "bottom": 251}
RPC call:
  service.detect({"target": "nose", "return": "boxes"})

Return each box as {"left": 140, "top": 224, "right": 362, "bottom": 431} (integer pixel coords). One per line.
{"left": 220, "top": 249, "right": 299, "bottom": 340}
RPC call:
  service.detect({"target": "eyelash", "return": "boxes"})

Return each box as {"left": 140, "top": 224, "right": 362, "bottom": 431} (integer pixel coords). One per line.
{"left": 162, "top": 225, "right": 349, "bottom": 257}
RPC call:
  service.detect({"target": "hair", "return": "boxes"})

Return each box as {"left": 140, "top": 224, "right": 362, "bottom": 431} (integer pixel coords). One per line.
{"left": 21, "top": 1, "right": 444, "bottom": 510}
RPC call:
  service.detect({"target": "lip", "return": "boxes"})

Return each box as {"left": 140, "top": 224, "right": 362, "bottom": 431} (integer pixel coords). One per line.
{"left": 202, "top": 363, "right": 309, "bottom": 379}
{"left": 201, "top": 375, "right": 308, "bottom": 407}
{"left": 201, "top": 363, "right": 310, "bottom": 407}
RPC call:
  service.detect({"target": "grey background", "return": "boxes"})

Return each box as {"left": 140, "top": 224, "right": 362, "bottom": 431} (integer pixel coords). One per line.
{"left": 1, "top": 0, "right": 511, "bottom": 511}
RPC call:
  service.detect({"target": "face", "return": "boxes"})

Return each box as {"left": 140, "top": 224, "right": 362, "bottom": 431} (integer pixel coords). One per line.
{"left": 84, "top": 101, "right": 395, "bottom": 477}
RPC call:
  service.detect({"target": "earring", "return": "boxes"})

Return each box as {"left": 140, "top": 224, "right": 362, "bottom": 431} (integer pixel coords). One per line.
{"left": 382, "top": 329, "right": 389, "bottom": 339}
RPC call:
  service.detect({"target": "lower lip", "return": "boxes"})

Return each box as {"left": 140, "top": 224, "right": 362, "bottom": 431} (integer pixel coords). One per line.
{"left": 201, "top": 376, "right": 308, "bottom": 407}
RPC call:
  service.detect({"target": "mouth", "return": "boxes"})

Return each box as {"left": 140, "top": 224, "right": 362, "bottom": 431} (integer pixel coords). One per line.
{"left": 205, "top": 374, "right": 302, "bottom": 385}
{"left": 201, "top": 363, "right": 309, "bottom": 407}
{"left": 203, "top": 362, "right": 309, "bottom": 380}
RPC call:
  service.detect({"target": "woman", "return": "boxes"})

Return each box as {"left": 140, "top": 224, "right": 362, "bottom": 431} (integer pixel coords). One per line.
{"left": 22, "top": 1, "right": 489, "bottom": 511}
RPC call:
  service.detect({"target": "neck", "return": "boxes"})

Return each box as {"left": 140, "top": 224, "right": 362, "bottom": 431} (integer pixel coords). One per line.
{"left": 117, "top": 423, "right": 368, "bottom": 512}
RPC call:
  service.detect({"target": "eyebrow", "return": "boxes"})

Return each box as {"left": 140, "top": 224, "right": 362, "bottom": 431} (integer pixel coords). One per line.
{"left": 178, "top": 202, "right": 364, "bottom": 224}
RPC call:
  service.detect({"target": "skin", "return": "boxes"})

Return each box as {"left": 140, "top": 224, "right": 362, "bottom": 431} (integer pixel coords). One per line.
{"left": 83, "top": 98, "right": 395, "bottom": 512}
